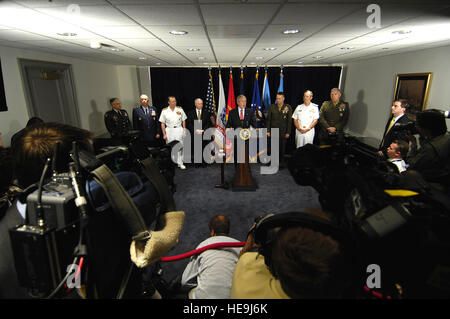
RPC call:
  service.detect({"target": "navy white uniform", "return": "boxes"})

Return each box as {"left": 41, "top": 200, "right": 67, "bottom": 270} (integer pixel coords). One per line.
{"left": 159, "top": 106, "right": 187, "bottom": 166}
{"left": 292, "top": 103, "right": 319, "bottom": 147}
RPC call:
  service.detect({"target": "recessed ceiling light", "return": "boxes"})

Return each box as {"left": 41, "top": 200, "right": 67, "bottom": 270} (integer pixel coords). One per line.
{"left": 198, "top": 56, "right": 206, "bottom": 60}
{"left": 255, "top": 56, "right": 264, "bottom": 60}
{"left": 313, "top": 56, "right": 323, "bottom": 59}
{"left": 110, "top": 48, "right": 123, "bottom": 52}
{"left": 57, "top": 32, "right": 77, "bottom": 37}
{"left": 264, "top": 47, "right": 277, "bottom": 51}
{"left": 382, "top": 47, "right": 389, "bottom": 50}
{"left": 283, "top": 29, "right": 299, "bottom": 34}
{"left": 169, "top": 30, "right": 188, "bottom": 35}
{"left": 298, "top": 61, "right": 303, "bottom": 64}
{"left": 156, "top": 62, "right": 161, "bottom": 65}
{"left": 340, "top": 46, "right": 355, "bottom": 50}
{"left": 90, "top": 41, "right": 102, "bottom": 49}
{"left": 138, "top": 57, "right": 147, "bottom": 60}
{"left": 392, "top": 30, "right": 412, "bottom": 35}
{"left": 187, "top": 48, "right": 200, "bottom": 51}
{"left": 250, "top": 62, "right": 256, "bottom": 65}
{"left": 202, "top": 62, "right": 209, "bottom": 65}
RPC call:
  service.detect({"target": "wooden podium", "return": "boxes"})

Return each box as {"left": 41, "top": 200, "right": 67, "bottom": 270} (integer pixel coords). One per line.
{"left": 232, "top": 129, "right": 257, "bottom": 191}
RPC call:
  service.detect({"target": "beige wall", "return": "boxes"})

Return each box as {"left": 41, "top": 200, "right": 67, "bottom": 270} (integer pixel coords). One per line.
{"left": 343, "top": 44, "right": 450, "bottom": 142}
{"left": 0, "top": 45, "right": 141, "bottom": 146}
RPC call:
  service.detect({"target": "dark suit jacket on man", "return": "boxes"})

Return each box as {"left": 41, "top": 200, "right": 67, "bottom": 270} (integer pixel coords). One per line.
{"left": 186, "top": 109, "right": 212, "bottom": 133}
{"left": 226, "top": 107, "right": 257, "bottom": 129}
{"left": 379, "top": 113, "right": 411, "bottom": 154}
{"left": 132, "top": 105, "right": 162, "bottom": 145}
{"left": 0, "top": 202, "right": 29, "bottom": 298}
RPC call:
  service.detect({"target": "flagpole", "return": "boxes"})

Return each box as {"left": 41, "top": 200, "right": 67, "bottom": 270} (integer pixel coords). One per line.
{"left": 215, "top": 66, "right": 229, "bottom": 190}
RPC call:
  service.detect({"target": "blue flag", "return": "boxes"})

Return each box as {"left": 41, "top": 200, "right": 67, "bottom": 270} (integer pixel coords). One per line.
{"left": 251, "top": 70, "right": 264, "bottom": 129}
{"left": 262, "top": 70, "right": 271, "bottom": 112}
{"left": 277, "top": 68, "right": 284, "bottom": 93}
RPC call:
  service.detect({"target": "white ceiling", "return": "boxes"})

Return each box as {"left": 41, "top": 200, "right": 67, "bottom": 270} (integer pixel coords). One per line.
{"left": 0, "top": 0, "right": 449, "bottom": 66}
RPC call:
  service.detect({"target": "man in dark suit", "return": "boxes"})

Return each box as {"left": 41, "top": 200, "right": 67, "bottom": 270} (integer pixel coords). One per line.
{"left": 378, "top": 100, "right": 411, "bottom": 157}
{"left": 186, "top": 98, "right": 213, "bottom": 167}
{"left": 132, "top": 94, "right": 162, "bottom": 147}
{"left": 104, "top": 98, "right": 131, "bottom": 143}
{"left": 226, "top": 95, "right": 256, "bottom": 165}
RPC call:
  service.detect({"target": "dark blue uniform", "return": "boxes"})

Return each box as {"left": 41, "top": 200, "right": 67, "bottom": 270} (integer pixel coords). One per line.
{"left": 132, "top": 105, "right": 162, "bottom": 147}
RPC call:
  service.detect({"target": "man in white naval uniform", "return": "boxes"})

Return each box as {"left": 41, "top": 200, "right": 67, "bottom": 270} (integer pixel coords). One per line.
{"left": 292, "top": 90, "right": 320, "bottom": 148}
{"left": 160, "top": 96, "right": 188, "bottom": 169}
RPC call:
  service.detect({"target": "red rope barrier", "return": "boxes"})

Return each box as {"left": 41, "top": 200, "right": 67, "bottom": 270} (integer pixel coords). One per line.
{"left": 160, "top": 241, "right": 246, "bottom": 262}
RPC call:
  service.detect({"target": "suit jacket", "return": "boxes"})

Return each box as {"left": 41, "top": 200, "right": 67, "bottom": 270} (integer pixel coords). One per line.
{"left": 379, "top": 113, "right": 411, "bottom": 153}
{"left": 186, "top": 108, "right": 212, "bottom": 133}
{"left": 132, "top": 105, "right": 161, "bottom": 143}
{"left": 226, "top": 107, "right": 256, "bottom": 129}
{"left": 0, "top": 202, "right": 29, "bottom": 298}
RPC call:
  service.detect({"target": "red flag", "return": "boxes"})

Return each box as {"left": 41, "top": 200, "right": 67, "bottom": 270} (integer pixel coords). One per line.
{"left": 226, "top": 70, "right": 236, "bottom": 122}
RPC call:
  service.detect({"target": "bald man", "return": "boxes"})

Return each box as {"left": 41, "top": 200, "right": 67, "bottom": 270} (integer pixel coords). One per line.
{"left": 132, "top": 94, "right": 162, "bottom": 147}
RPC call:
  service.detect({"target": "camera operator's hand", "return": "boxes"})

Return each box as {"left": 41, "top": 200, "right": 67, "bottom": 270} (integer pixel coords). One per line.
{"left": 327, "top": 127, "right": 336, "bottom": 133}
{"left": 377, "top": 151, "right": 384, "bottom": 157}
{"left": 239, "top": 217, "right": 262, "bottom": 258}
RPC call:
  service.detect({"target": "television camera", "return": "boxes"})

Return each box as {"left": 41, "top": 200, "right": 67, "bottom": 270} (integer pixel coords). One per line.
{"left": 9, "top": 132, "right": 183, "bottom": 299}
{"left": 288, "top": 133, "right": 450, "bottom": 298}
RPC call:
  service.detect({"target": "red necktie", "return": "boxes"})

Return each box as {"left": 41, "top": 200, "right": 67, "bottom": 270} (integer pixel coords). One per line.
{"left": 240, "top": 109, "right": 244, "bottom": 120}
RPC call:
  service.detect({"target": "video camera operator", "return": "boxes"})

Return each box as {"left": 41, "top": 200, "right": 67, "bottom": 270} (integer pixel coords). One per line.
{"left": 231, "top": 210, "right": 352, "bottom": 299}
{"left": 1, "top": 123, "right": 93, "bottom": 298}
{"left": 405, "top": 109, "right": 450, "bottom": 190}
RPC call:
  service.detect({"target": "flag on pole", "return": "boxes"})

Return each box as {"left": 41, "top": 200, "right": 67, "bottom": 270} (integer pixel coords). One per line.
{"left": 239, "top": 67, "right": 245, "bottom": 95}
{"left": 205, "top": 70, "right": 216, "bottom": 115}
{"left": 277, "top": 67, "right": 284, "bottom": 93}
{"left": 214, "top": 70, "right": 227, "bottom": 152}
{"left": 251, "top": 69, "right": 263, "bottom": 127}
{"left": 250, "top": 68, "right": 266, "bottom": 162}
{"left": 262, "top": 68, "right": 271, "bottom": 112}
{"left": 226, "top": 68, "right": 236, "bottom": 122}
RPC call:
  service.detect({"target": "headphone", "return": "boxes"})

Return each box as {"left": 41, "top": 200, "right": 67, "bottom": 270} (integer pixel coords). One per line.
{"left": 252, "top": 211, "right": 358, "bottom": 297}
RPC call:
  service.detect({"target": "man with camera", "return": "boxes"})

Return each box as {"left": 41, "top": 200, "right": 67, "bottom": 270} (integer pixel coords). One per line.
{"left": 378, "top": 100, "right": 411, "bottom": 157}
{"left": 0, "top": 122, "right": 93, "bottom": 298}
{"left": 406, "top": 109, "right": 450, "bottom": 187}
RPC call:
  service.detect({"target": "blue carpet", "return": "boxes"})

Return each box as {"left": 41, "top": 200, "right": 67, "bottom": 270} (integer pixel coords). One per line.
{"left": 160, "top": 162, "right": 321, "bottom": 281}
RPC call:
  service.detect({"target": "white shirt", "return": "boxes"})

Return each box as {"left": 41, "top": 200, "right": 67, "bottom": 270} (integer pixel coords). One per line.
{"left": 388, "top": 158, "right": 407, "bottom": 173}
{"left": 181, "top": 235, "right": 241, "bottom": 299}
{"left": 292, "top": 103, "right": 319, "bottom": 129}
{"left": 159, "top": 106, "right": 187, "bottom": 128}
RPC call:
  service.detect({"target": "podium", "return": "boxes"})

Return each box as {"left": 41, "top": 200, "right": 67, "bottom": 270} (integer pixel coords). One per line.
{"left": 232, "top": 128, "right": 257, "bottom": 192}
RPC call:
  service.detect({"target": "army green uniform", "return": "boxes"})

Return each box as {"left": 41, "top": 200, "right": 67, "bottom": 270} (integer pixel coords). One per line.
{"left": 104, "top": 109, "right": 131, "bottom": 140}
{"left": 318, "top": 100, "right": 349, "bottom": 144}
{"left": 266, "top": 103, "right": 293, "bottom": 167}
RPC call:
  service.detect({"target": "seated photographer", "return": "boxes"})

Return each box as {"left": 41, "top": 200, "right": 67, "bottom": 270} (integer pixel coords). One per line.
{"left": 386, "top": 140, "right": 409, "bottom": 174}
{"left": 406, "top": 109, "right": 450, "bottom": 187}
{"left": 0, "top": 122, "right": 93, "bottom": 298}
{"left": 181, "top": 215, "right": 241, "bottom": 299}
{"left": 231, "top": 210, "right": 344, "bottom": 299}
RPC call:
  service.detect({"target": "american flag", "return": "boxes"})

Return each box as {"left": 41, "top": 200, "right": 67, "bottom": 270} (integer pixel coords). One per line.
{"left": 205, "top": 71, "right": 216, "bottom": 115}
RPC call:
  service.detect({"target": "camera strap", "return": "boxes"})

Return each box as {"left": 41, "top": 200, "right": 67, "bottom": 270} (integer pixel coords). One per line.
{"left": 91, "top": 164, "right": 150, "bottom": 242}
{"left": 139, "top": 157, "right": 176, "bottom": 212}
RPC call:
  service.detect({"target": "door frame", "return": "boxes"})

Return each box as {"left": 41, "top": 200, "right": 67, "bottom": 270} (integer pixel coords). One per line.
{"left": 18, "top": 58, "right": 81, "bottom": 128}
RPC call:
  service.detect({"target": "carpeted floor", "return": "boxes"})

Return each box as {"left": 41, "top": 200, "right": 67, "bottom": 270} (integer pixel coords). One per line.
{"left": 160, "top": 161, "right": 321, "bottom": 281}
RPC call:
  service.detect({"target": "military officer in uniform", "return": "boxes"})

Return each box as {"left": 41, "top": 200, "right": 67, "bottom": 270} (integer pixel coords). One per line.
{"left": 104, "top": 98, "right": 131, "bottom": 142}
{"left": 160, "top": 96, "right": 188, "bottom": 169}
{"left": 266, "top": 92, "right": 292, "bottom": 168}
{"left": 318, "top": 88, "right": 350, "bottom": 145}
{"left": 132, "top": 94, "right": 162, "bottom": 147}
{"left": 292, "top": 90, "right": 319, "bottom": 148}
